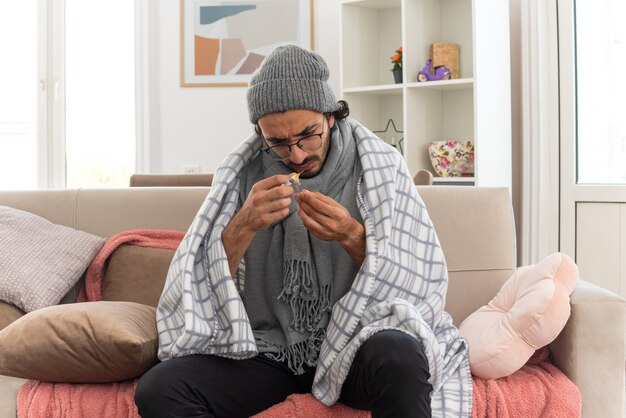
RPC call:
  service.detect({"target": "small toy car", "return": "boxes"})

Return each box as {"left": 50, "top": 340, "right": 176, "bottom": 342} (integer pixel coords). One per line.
{"left": 417, "top": 59, "right": 452, "bottom": 82}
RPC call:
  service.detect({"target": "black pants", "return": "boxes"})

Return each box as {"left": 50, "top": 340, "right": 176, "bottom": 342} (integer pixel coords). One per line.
{"left": 135, "top": 330, "right": 432, "bottom": 418}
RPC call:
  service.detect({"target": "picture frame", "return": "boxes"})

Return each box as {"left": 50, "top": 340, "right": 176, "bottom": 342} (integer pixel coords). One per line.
{"left": 180, "top": 0, "right": 314, "bottom": 87}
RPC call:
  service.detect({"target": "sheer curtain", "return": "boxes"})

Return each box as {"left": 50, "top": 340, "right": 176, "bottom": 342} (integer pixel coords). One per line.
{"left": 518, "top": 0, "right": 560, "bottom": 265}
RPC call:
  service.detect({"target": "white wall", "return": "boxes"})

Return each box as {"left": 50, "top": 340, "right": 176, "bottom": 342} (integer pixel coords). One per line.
{"left": 149, "top": 0, "right": 340, "bottom": 175}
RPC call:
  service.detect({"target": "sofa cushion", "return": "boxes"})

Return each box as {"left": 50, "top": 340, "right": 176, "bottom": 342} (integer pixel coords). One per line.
{"left": 0, "top": 301, "right": 157, "bottom": 383}
{"left": 0, "top": 205, "right": 104, "bottom": 312}
{"left": 0, "top": 375, "right": 27, "bottom": 418}
{"left": 0, "top": 301, "right": 24, "bottom": 331}
{"left": 102, "top": 244, "right": 175, "bottom": 307}
{"left": 458, "top": 252, "right": 578, "bottom": 379}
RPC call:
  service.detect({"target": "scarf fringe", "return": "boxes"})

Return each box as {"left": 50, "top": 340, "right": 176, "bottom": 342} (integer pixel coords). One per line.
{"left": 267, "top": 328, "right": 327, "bottom": 375}
{"left": 278, "top": 260, "right": 332, "bottom": 332}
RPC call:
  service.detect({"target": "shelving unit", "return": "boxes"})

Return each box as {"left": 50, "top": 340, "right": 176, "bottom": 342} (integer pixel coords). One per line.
{"left": 339, "top": 0, "right": 511, "bottom": 188}
{"left": 433, "top": 176, "right": 475, "bottom": 186}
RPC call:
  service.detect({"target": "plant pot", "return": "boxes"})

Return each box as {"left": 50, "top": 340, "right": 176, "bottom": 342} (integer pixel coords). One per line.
{"left": 392, "top": 68, "right": 402, "bottom": 84}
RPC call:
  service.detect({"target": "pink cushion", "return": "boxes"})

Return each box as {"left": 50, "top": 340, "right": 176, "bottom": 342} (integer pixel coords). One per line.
{"left": 458, "top": 252, "right": 578, "bottom": 379}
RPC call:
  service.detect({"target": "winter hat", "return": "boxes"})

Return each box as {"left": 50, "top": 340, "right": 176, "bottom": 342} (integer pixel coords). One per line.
{"left": 247, "top": 45, "right": 339, "bottom": 124}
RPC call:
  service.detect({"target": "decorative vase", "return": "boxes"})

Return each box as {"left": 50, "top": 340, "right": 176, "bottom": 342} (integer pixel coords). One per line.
{"left": 392, "top": 68, "right": 402, "bottom": 84}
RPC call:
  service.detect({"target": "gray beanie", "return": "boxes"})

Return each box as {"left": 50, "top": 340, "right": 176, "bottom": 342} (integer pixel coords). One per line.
{"left": 247, "top": 45, "right": 339, "bottom": 124}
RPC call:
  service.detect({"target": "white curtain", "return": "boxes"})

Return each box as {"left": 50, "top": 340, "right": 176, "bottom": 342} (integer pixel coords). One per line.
{"left": 518, "top": 0, "right": 560, "bottom": 265}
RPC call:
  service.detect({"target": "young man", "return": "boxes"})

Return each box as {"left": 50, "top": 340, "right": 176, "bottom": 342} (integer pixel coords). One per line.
{"left": 135, "top": 45, "right": 471, "bottom": 418}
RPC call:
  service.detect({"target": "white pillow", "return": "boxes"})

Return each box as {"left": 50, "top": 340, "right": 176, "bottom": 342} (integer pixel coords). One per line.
{"left": 0, "top": 205, "right": 104, "bottom": 312}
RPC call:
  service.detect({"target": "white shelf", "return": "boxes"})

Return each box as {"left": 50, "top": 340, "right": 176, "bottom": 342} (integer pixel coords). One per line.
{"left": 340, "top": 0, "right": 511, "bottom": 188}
{"left": 406, "top": 78, "right": 474, "bottom": 91}
{"left": 433, "top": 177, "right": 475, "bottom": 184}
{"left": 341, "top": 0, "right": 401, "bottom": 10}
{"left": 343, "top": 79, "right": 473, "bottom": 95}
{"left": 343, "top": 84, "right": 403, "bottom": 95}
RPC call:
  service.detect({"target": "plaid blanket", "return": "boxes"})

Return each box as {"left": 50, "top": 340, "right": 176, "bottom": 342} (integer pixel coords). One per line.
{"left": 156, "top": 118, "right": 472, "bottom": 417}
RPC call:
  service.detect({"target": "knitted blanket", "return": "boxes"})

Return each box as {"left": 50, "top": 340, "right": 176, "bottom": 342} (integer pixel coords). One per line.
{"left": 16, "top": 349, "right": 580, "bottom": 418}
{"left": 17, "top": 380, "right": 141, "bottom": 418}
{"left": 156, "top": 118, "right": 472, "bottom": 416}
{"left": 471, "top": 347, "right": 581, "bottom": 417}
{"left": 77, "top": 229, "right": 185, "bottom": 303}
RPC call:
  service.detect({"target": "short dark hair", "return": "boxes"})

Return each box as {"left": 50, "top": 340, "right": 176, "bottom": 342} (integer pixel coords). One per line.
{"left": 331, "top": 100, "right": 350, "bottom": 120}
{"left": 254, "top": 100, "right": 350, "bottom": 136}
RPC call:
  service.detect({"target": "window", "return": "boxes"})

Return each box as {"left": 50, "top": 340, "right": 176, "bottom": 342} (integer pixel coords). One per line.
{"left": 576, "top": 0, "right": 626, "bottom": 184}
{"left": 0, "top": 1, "right": 136, "bottom": 190}
{"left": 65, "top": 0, "right": 136, "bottom": 187}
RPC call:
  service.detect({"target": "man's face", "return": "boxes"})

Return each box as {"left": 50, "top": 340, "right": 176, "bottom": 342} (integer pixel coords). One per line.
{"left": 258, "top": 109, "right": 335, "bottom": 178}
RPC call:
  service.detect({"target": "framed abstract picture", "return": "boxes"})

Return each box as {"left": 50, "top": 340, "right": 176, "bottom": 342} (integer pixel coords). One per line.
{"left": 180, "top": 0, "right": 314, "bottom": 87}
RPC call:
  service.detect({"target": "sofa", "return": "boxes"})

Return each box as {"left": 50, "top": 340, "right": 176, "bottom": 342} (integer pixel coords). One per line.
{"left": 0, "top": 186, "right": 624, "bottom": 418}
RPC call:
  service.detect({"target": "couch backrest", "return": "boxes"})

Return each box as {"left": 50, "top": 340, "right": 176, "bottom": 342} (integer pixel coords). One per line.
{"left": 0, "top": 188, "right": 210, "bottom": 237}
{"left": 129, "top": 173, "right": 213, "bottom": 187}
{"left": 0, "top": 186, "right": 516, "bottom": 324}
{"left": 417, "top": 186, "right": 516, "bottom": 324}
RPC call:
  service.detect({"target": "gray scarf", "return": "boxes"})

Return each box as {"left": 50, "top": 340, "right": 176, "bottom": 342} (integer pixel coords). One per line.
{"left": 240, "top": 118, "right": 362, "bottom": 374}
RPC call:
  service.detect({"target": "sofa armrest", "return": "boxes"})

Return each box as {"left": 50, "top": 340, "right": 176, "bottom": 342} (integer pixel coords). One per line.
{"left": 550, "top": 280, "right": 626, "bottom": 418}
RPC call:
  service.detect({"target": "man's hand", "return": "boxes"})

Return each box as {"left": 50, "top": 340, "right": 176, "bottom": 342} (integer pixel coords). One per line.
{"left": 235, "top": 174, "right": 296, "bottom": 234}
{"left": 295, "top": 190, "right": 365, "bottom": 266}
{"left": 222, "top": 173, "right": 295, "bottom": 276}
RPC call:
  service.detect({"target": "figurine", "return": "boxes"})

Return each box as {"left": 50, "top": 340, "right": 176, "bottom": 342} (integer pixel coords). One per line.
{"left": 417, "top": 59, "right": 452, "bottom": 82}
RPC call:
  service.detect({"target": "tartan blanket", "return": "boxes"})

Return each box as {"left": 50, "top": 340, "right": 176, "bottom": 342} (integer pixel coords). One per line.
{"left": 156, "top": 118, "right": 472, "bottom": 416}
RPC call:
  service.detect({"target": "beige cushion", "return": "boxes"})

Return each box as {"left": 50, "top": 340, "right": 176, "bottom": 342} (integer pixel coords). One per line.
{"left": 0, "top": 301, "right": 157, "bottom": 383}
{"left": 445, "top": 269, "right": 513, "bottom": 325}
{"left": 0, "top": 188, "right": 210, "bottom": 238}
{"left": 0, "top": 301, "right": 24, "bottom": 331}
{"left": 417, "top": 187, "right": 515, "bottom": 272}
{"left": 459, "top": 253, "right": 578, "bottom": 379}
{"left": 0, "top": 375, "right": 26, "bottom": 418}
{"left": 0, "top": 189, "right": 78, "bottom": 226}
{"left": 418, "top": 186, "right": 516, "bottom": 325}
{"left": 74, "top": 188, "right": 209, "bottom": 238}
{"left": 103, "top": 244, "right": 175, "bottom": 307}
{"left": 0, "top": 205, "right": 105, "bottom": 312}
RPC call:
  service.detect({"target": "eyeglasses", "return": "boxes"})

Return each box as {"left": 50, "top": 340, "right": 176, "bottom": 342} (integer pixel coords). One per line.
{"left": 261, "top": 116, "right": 326, "bottom": 161}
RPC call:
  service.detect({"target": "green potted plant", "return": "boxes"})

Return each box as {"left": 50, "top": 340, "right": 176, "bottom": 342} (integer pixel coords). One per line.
{"left": 390, "top": 46, "right": 402, "bottom": 84}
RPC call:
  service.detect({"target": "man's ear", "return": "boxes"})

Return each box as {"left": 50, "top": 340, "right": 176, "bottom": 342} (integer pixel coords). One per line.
{"left": 328, "top": 114, "right": 335, "bottom": 129}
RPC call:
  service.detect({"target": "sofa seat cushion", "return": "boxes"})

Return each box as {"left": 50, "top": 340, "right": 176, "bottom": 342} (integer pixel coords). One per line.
{"left": 458, "top": 252, "right": 578, "bottom": 379}
{"left": 0, "top": 301, "right": 24, "bottom": 331}
{"left": 0, "top": 301, "right": 157, "bottom": 383}
{"left": 0, "top": 205, "right": 104, "bottom": 312}
{"left": 0, "top": 375, "right": 27, "bottom": 418}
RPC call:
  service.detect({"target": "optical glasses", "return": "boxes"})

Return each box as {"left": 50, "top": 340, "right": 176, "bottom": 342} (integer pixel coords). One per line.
{"left": 261, "top": 116, "right": 326, "bottom": 161}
